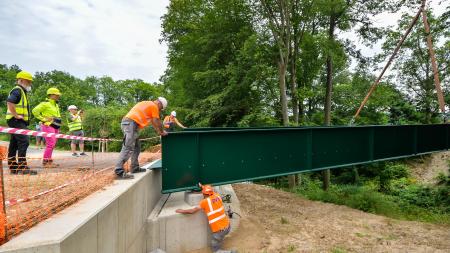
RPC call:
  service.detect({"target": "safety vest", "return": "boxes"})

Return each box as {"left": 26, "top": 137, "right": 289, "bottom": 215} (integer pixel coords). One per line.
{"left": 202, "top": 193, "right": 230, "bottom": 233}
{"left": 32, "top": 99, "right": 61, "bottom": 127}
{"left": 125, "top": 101, "right": 159, "bottom": 129}
{"left": 6, "top": 86, "right": 30, "bottom": 122}
{"left": 163, "top": 115, "right": 174, "bottom": 129}
{"left": 67, "top": 114, "right": 82, "bottom": 131}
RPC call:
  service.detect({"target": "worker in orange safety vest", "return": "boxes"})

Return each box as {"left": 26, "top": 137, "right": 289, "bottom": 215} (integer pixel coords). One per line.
{"left": 176, "top": 183, "right": 236, "bottom": 253}
{"left": 114, "top": 97, "right": 168, "bottom": 179}
{"left": 163, "top": 111, "right": 186, "bottom": 132}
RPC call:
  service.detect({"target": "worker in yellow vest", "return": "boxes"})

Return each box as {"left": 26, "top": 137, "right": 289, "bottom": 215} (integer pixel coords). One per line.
{"left": 5, "top": 71, "right": 37, "bottom": 175}
{"left": 67, "top": 105, "right": 86, "bottom": 157}
{"left": 32, "top": 87, "right": 62, "bottom": 167}
{"left": 176, "top": 184, "right": 235, "bottom": 253}
{"left": 163, "top": 111, "right": 187, "bottom": 132}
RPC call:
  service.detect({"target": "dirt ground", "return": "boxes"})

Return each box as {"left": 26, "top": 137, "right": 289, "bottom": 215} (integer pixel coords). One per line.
{"left": 210, "top": 183, "right": 450, "bottom": 253}
{"left": 407, "top": 151, "right": 450, "bottom": 185}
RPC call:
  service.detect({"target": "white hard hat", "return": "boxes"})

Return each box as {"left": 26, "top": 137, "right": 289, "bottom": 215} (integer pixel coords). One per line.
{"left": 171, "top": 111, "right": 176, "bottom": 117}
{"left": 158, "top": 97, "right": 168, "bottom": 110}
{"left": 68, "top": 105, "right": 78, "bottom": 110}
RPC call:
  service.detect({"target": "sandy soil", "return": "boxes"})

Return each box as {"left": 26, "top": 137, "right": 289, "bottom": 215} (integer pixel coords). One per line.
{"left": 210, "top": 184, "right": 450, "bottom": 253}
{"left": 407, "top": 151, "right": 450, "bottom": 185}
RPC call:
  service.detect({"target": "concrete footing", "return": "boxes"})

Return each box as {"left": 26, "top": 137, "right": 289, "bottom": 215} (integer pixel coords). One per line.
{"left": 147, "top": 185, "right": 240, "bottom": 253}
{"left": 0, "top": 164, "right": 241, "bottom": 253}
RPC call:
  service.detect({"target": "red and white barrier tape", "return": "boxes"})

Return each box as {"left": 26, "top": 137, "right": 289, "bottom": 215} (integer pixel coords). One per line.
{"left": 0, "top": 126, "right": 160, "bottom": 142}
{"left": 0, "top": 126, "right": 119, "bottom": 142}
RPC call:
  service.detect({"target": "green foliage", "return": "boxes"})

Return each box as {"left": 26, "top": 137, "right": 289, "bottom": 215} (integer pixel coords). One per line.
{"left": 291, "top": 176, "right": 449, "bottom": 224}
{"left": 161, "top": 0, "right": 270, "bottom": 127}
{"left": 379, "top": 163, "right": 409, "bottom": 193}
{"left": 0, "top": 65, "right": 163, "bottom": 151}
{"left": 380, "top": 10, "right": 450, "bottom": 124}
{"left": 287, "top": 166, "right": 450, "bottom": 225}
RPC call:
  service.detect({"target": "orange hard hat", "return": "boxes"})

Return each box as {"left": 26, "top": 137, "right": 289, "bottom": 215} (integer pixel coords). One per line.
{"left": 201, "top": 185, "right": 214, "bottom": 195}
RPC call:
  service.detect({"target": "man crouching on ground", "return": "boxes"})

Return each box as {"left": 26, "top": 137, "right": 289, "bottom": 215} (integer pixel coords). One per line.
{"left": 176, "top": 184, "right": 236, "bottom": 253}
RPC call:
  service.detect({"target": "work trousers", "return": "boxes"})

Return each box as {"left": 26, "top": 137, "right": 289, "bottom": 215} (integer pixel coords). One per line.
{"left": 7, "top": 118, "right": 29, "bottom": 170}
{"left": 211, "top": 225, "right": 231, "bottom": 252}
{"left": 115, "top": 119, "right": 141, "bottom": 175}
{"left": 41, "top": 125, "right": 59, "bottom": 160}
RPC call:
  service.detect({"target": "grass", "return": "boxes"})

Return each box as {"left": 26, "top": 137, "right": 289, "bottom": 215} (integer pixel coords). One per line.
{"left": 286, "top": 245, "right": 296, "bottom": 252}
{"left": 288, "top": 177, "right": 450, "bottom": 225}
{"left": 331, "top": 247, "right": 347, "bottom": 253}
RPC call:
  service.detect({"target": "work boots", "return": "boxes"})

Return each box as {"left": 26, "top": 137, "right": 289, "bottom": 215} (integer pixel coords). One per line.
{"left": 9, "top": 160, "right": 37, "bottom": 175}
{"left": 43, "top": 159, "right": 59, "bottom": 168}
{"left": 15, "top": 166, "right": 38, "bottom": 175}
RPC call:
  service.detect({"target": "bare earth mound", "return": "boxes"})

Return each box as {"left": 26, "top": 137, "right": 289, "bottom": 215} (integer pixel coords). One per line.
{"left": 221, "top": 184, "right": 450, "bottom": 253}
{"left": 407, "top": 151, "right": 450, "bottom": 185}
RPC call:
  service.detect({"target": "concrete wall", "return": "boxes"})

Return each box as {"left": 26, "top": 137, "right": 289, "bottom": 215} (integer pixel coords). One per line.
{"left": 147, "top": 192, "right": 211, "bottom": 252}
{"left": 0, "top": 159, "right": 241, "bottom": 253}
{"left": 0, "top": 168, "right": 162, "bottom": 253}
{"left": 147, "top": 185, "right": 241, "bottom": 253}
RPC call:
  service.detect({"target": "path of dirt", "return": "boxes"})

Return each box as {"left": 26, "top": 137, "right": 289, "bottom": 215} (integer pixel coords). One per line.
{"left": 215, "top": 184, "right": 450, "bottom": 253}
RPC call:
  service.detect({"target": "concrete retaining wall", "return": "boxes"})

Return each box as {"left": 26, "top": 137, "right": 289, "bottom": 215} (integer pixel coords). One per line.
{"left": 0, "top": 168, "right": 162, "bottom": 253}
{"left": 0, "top": 161, "right": 241, "bottom": 253}
{"left": 147, "top": 185, "right": 241, "bottom": 253}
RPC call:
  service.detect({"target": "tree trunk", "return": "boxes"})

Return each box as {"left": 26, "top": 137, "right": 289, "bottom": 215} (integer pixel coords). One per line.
{"left": 290, "top": 37, "right": 299, "bottom": 125}
{"left": 324, "top": 54, "right": 333, "bottom": 125}
{"left": 280, "top": 59, "right": 296, "bottom": 188}
{"left": 278, "top": 60, "right": 289, "bottom": 126}
{"left": 323, "top": 16, "right": 335, "bottom": 191}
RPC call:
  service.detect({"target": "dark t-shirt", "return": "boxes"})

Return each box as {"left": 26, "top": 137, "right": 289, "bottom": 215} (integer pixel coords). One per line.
{"left": 7, "top": 88, "right": 22, "bottom": 104}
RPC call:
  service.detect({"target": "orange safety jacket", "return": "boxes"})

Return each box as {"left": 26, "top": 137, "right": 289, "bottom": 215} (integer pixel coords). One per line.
{"left": 125, "top": 101, "right": 159, "bottom": 129}
{"left": 200, "top": 193, "right": 230, "bottom": 233}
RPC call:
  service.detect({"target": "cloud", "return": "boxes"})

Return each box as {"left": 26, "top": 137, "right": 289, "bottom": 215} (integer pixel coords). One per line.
{"left": 340, "top": 0, "right": 449, "bottom": 72}
{"left": 0, "top": 0, "right": 169, "bottom": 82}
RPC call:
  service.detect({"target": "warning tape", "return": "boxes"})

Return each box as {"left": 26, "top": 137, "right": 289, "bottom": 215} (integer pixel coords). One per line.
{"left": 0, "top": 126, "right": 161, "bottom": 142}
{"left": 0, "top": 126, "right": 118, "bottom": 141}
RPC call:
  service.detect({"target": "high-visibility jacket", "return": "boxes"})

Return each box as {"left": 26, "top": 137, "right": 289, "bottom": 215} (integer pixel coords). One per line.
{"left": 67, "top": 113, "right": 83, "bottom": 131}
{"left": 32, "top": 99, "right": 61, "bottom": 127}
{"left": 199, "top": 193, "right": 230, "bottom": 233}
{"left": 6, "top": 86, "right": 30, "bottom": 122}
{"left": 163, "top": 115, "right": 174, "bottom": 129}
{"left": 125, "top": 101, "right": 159, "bottom": 129}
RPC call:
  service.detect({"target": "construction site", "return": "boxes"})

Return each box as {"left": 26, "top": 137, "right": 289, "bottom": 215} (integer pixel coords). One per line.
{"left": 0, "top": 123, "right": 447, "bottom": 252}
{"left": 0, "top": 0, "right": 449, "bottom": 252}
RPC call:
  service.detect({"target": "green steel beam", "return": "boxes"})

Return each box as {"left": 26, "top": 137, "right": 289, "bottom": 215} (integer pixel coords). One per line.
{"left": 161, "top": 124, "right": 449, "bottom": 193}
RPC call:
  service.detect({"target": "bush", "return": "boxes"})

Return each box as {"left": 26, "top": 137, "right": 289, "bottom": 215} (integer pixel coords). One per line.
{"left": 377, "top": 163, "right": 409, "bottom": 193}
{"left": 286, "top": 173, "right": 450, "bottom": 225}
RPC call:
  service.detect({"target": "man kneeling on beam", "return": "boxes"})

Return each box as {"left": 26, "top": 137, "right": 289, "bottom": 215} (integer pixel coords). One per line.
{"left": 176, "top": 183, "right": 236, "bottom": 253}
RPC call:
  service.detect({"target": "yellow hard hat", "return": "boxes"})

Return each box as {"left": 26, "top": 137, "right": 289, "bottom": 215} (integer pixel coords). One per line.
{"left": 47, "top": 87, "right": 61, "bottom": 96}
{"left": 16, "top": 71, "right": 33, "bottom": 81}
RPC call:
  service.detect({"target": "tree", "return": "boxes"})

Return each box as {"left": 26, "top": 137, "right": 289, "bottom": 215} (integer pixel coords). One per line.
{"left": 259, "top": 0, "right": 292, "bottom": 126}
{"left": 381, "top": 7, "right": 450, "bottom": 123}
{"left": 313, "top": 0, "right": 398, "bottom": 190}
{"left": 161, "top": 0, "right": 277, "bottom": 127}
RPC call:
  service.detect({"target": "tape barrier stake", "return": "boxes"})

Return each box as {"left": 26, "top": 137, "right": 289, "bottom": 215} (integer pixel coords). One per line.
{"left": 0, "top": 150, "right": 8, "bottom": 243}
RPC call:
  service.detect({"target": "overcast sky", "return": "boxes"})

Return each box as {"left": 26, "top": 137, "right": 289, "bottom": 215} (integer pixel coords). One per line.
{"left": 0, "top": 0, "right": 170, "bottom": 82}
{"left": 0, "top": 0, "right": 448, "bottom": 83}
